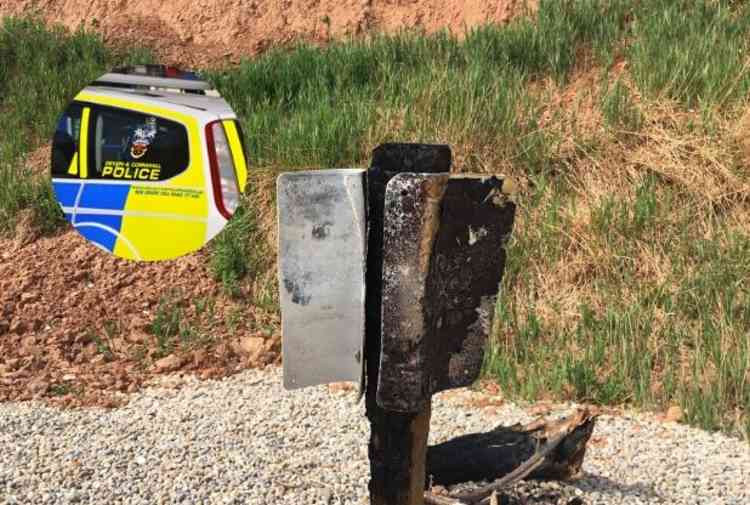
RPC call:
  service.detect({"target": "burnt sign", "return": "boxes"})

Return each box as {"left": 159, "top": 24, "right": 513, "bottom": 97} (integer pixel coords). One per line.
{"left": 276, "top": 145, "right": 516, "bottom": 411}
{"left": 376, "top": 174, "right": 516, "bottom": 413}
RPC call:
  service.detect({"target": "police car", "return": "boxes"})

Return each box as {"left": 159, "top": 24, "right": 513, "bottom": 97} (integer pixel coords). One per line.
{"left": 51, "top": 65, "right": 248, "bottom": 261}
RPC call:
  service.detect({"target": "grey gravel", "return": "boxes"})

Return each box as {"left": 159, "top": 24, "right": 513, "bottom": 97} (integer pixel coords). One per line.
{"left": 1, "top": 367, "right": 748, "bottom": 504}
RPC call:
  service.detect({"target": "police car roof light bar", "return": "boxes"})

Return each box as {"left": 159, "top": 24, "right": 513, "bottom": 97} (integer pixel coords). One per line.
{"left": 112, "top": 64, "right": 201, "bottom": 79}
{"left": 92, "top": 73, "right": 213, "bottom": 92}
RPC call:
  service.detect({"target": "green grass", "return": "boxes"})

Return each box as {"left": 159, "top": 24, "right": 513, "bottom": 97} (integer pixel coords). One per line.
{"left": 204, "top": 0, "right": 632, "bottom": 170}
{"left": 210, "top": 201, "right": 258, "bottom": 297}
{"left": 0, "top": 16, "right": 152, "bottom": 233}
{"left": 629, "top": 0, "right": 750, "bottom": 108}
{"left": 48, "top": 383, "right": 73, "bottom": 396}
{"left": 487, "top": 223, "right": 750, "bottom": 437}
{"left": 148, "top": 291, "right": 214, "bottom": 358}
{"left": 208, "top": 173, "right": 279, "bottom": 307}
{"left": 601, "top": 79, "right": 643, "bottom": 131}
{"left": 212, "top": 0, "right": 750, "bottom": 439}
{"left": 91, "top": 323, "right": 116, "bottom": 361}
{"left": 486, "top": 145, "right": 749, "bottom": 439}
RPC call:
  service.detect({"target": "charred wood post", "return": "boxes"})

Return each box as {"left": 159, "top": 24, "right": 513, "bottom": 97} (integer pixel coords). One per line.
{"left": 365, "top": 144, "right": 516, "bottom": 505}
{"left": 365, "top": 144, "right": 451, "bottom": 505}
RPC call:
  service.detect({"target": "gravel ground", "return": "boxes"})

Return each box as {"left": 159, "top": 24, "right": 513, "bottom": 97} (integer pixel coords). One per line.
{"left": 1, "top": 367, "right": 748, "bottom": 505}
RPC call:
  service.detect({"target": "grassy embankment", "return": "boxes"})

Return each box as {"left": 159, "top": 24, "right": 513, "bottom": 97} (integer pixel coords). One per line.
{"left": 211, "top": 0, "right": 750, "bottom": 440}
{"left": 0, "top": 17, "right": 152, "bottom": 233}
{"left": 4, "top": 1, "right": 749, "bottom": 439}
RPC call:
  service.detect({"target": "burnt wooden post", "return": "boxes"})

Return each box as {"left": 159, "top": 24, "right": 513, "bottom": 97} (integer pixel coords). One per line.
{"left": 366, "top": 144, "right": 516, "bottom": 505}
{"left": 365, "top": 144, "right": 451, "bottom": 505}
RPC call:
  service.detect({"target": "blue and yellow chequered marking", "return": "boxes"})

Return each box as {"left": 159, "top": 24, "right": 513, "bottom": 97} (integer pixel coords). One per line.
{"left": 73, "top": 213, "right": 124, "bottom": 252}
{"left": 53, "top": 180, "right": 129, "bottom": 253}
{"left": 79, "top": 183, "right": 131, "bottom": 210}
{"left": 52, "top": 181, "right": 81, "bottom": 208}
{"left": 58, "top": 91, "right": 213, "bottom": 261}
{"left": 53, "top": 179, "right": 208, "bottom": 260}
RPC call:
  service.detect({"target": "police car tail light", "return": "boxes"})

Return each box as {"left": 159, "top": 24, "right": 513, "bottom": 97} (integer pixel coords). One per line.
{"left": 206, "top": 121, "right": 241, "bottom": 219}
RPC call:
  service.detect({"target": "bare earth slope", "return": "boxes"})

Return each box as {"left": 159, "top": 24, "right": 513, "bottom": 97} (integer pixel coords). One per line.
{"left": 0, "top": 0, "right": 532, "bottom": 66}
{"left": 0, "top": 227, "right": 280, "bottom": 406}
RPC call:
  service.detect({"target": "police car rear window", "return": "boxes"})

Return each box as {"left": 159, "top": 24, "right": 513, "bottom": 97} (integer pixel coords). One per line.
{"left": 51, "top": 103, "right": 83, "bottom": 177}
{"left": 88, "top": 105, "right": 190, "bottom": 182}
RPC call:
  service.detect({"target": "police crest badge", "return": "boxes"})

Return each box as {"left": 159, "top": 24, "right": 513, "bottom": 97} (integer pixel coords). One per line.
{"left": 130, "top": 117, "right": 158, "bottom": 159}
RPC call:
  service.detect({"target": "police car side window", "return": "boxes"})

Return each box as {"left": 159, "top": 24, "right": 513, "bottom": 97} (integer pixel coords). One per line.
{"left": 51, "top": 103, "right": 83, "bottom": 178}
{"left": 88, "top": 105, "right": 190, "bottom": 181}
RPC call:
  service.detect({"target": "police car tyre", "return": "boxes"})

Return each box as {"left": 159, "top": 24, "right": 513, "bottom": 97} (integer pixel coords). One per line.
{"left": 0, "top": 368, "right": 747, "bottom": 505}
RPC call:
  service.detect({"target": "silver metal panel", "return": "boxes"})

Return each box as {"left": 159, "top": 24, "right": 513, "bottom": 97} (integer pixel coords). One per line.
{"left": 277, "top": 169, "right": 367, "bottom": 390}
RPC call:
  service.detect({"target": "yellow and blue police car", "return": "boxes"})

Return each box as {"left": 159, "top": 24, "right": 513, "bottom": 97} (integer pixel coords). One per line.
{"left": 51, "top": 65, "right": 248, "bottom": 261}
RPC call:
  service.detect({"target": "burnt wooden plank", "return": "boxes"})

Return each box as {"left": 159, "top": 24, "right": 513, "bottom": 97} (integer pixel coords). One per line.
{"left": 426, "top": 409, "right": 596, "bottom": 488}
{"left": 370, "top": 143, "right": 452, "bottom": 178}
{"left": 377, "top": 173, "right": 449, "bottom": 413}
{"left": 369, "top": 405, "right": 433, "bottom": 505}
{"left": 376, "top": 175, "right": 516, "bottom": 413}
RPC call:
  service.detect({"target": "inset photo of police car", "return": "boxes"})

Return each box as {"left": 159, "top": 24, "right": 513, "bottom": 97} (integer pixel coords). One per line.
{"left": 51, "top": 65, "right": 248, "bottom": 261}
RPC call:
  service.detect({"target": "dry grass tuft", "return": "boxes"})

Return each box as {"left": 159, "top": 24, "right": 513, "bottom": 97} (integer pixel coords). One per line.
{"left": 245, "top": 168, "right": 281, "bottom": 310}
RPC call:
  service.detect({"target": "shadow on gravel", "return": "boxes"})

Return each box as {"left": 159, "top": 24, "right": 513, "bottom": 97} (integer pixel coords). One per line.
{"left": 573, "top": 473, "right": 662, "bottom": 502}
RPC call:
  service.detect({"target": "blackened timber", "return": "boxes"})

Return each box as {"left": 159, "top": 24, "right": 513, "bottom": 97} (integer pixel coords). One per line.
{"left": 427, "top": 175, "right": 516, "bottom": 396}
{"left": 377, "top": 173, "right": 449, "bottom": 413}
{"left": 426, "top": 408, "right": 597, "bottom": 488}
{"left": 365, "top": 143, "right": 451, "bottom": 505}
{"left": 376, "top": 174, "right": 516, "bottom": 413}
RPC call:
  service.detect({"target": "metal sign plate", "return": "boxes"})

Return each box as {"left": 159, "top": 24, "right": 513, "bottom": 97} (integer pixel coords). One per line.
{"left": 277, "top": 169, "right": 367, "bottom": 390}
